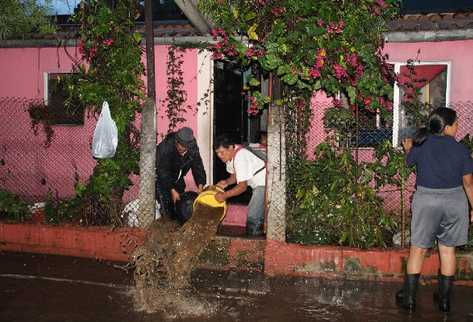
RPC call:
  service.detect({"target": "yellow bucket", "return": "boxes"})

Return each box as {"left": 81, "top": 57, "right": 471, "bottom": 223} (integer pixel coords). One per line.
{"left": 193, "top": 186, "right": 228, "bottom": 220}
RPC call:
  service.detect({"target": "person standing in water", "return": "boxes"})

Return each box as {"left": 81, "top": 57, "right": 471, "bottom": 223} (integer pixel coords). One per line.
{"left": 396, "top": 107, "right": 473, "bottom": 313}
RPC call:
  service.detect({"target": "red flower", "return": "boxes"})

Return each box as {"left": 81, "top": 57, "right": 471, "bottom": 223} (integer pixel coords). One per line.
{"left": 363, "top": 97, "right": 372, "bottom": 106}
{"left": 103, "top": 39, "right": 114, "bottom": 46}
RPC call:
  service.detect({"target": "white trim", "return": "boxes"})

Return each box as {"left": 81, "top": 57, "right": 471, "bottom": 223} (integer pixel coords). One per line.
{"left": 43, "top": 72, "right": 49, "bottom": 104}
{"left": 390, "top": 61, "right": 451, "bottom": 146}
{"left": 392, "top": 63, "right": 401, "bottom": 147}
{"left": 196, "top": 49, "right": 214, "bottom": 185}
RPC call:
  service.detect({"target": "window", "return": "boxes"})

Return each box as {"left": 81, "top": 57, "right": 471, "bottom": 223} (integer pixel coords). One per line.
{"left": 392, "top": 62, "right": 450, "bottom": 146}
{"left": 44, "top": 73, "right": 84, "bottom": 125}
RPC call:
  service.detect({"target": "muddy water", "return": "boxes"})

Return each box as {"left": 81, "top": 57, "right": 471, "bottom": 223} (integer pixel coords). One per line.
{"left": 2, "top": 252, "right": 473, "bottom": 322}
{"left": 133, "top": 188, "right": 226, "bottom": 316}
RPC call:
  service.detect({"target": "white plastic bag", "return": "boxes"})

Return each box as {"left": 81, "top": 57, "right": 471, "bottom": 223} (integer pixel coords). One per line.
{"left": 92, "top": 101, "right": 118, "bottom": 159}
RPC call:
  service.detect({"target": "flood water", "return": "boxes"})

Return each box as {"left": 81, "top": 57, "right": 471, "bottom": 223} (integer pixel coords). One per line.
{"left": 1, "top": 252, "right": 473, "bottom": 322}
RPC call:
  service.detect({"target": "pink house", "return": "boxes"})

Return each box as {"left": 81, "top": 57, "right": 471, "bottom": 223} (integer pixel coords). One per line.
{"left": 1, "top": 7, "right": 473, "bottom": 234}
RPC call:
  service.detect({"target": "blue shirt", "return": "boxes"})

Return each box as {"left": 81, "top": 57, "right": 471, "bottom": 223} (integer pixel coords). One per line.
{"left": 407, "top": 135, "right": 473, "bottom": 189}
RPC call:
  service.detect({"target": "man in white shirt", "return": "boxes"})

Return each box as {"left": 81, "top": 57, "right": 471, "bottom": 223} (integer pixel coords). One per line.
{"left": 214, "top": 134, "right": 266, "bottom": 236}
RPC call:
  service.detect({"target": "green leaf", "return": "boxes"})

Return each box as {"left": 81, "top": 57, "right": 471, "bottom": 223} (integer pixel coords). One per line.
{"left": 347, "top": 86, "right": 356, "bottom": 104}
{"left": 248, "top": 77, "right": 260, "bottom": 87}
{"left": 277, "top": 64, "right": 290, "bottom": 76}
{"left": 281, "top": 73, "right": 298, "bottom": 86}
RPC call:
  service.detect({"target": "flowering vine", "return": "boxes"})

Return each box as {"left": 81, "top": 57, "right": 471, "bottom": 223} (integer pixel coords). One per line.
{"left": 199, "top": 0, "right": 399, "bottom": 114}
{"left": 162, "top": 46, "right": 193, "bottom": 133}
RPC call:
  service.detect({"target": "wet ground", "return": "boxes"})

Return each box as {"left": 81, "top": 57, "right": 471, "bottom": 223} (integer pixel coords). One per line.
{"left": 1, "top": 252, "right": 473, "bottom": 322}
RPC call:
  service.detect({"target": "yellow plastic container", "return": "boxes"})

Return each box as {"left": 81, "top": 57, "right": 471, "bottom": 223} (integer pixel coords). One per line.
{"left": 193, "top": 186, "right": 228, "bottom": 220}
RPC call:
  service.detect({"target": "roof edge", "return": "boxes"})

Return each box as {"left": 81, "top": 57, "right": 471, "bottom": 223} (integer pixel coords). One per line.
{"left": 0, "top": 36, "right": 214, "bottom": 48}
{"left": 385, "top": 28, "right": 473, "bottom": 42}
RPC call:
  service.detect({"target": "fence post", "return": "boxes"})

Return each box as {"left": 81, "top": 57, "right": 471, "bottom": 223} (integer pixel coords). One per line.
{"left": 266, "top": 97, "right": 287, "bottom": 242}
{"left": 138, "top": 98, "right": 156, "bottom": 227}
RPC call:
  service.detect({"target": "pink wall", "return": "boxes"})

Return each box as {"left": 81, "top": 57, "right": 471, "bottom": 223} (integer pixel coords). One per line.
{"left": 384, "top": 39, "right": 473, "bottom": 102}
{"left": 0, "top": 45, "right": 200, "bottom": 202}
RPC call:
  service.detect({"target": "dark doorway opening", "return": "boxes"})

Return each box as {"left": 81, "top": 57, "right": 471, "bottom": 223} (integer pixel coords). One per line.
{"left": 212, "top": 61, "right": 267, "bottom": 204}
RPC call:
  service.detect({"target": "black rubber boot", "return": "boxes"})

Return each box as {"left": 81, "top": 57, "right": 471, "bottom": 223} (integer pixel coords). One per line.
{"left": 396, "top": 273, "right": 420, "bottom": 312}
{"left": 437, "top": 274, "right": 454, "bottom": 313}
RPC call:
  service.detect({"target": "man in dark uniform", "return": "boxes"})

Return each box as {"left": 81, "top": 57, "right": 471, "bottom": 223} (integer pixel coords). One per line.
{"left": 155, "top": 127, "right": 206, "bottom": 222}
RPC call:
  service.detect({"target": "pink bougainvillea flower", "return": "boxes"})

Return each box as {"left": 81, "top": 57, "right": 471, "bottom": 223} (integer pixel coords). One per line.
{"left": 78, "top": 40, "right": 85, "bottom": 55}
{"left": 376, "top": 0, "right": 388, "bottom": 9}
{"left": 245, "top": 47, "right": 265, "bottom": 59}
{"left": 333, "top": 64, "right": 348, "bottom": 79}
{"left": 355, "top": 65, "right": 364, "bottom": 78}
{"left": 89, "top": 46, "right": 97, "bottom": 59}
{"left": 327, "top": 20, "right": 345, "bottom": 34}
{"left": 211, "top": 51, "right": 224, "bottom": 60}
{"left": 271, "top": 7, "right": 285, "bottom": 16}
{"left": 346, "top": 53, "right": 359, "bottom": 68}
{"left": 295, "top": 98, "right": 306, "bottom": 109}
{"left": 317, "top": 19, "right": 325, "bottom": 27}
{"left": 247, "top": 95, "right": 259, "bottom": 115}
{"left": 333, "top": 98, "right": 342, "bottom": 107}
{"left": 309, "top": 67, "right": 321, "bottom": 78}
{"left": 210, "top": 28, "right": 228, "bottom": 41}
{"left": 223, "top": 44, "right": 238, "bottom": 57}
{"left": 103, "top": 39, "right": 114, "bottom": 46}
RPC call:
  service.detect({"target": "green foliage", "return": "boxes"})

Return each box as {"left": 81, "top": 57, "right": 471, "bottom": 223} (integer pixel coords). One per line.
{"left": 43, "top": 193, "right": 78, "bottom": 225}
{"left": 460, "top": 134, "right": 473, "bottom": 153}
{"left": 0, "top": 0, "right": 55, "bottom": 40}
{"left": 0, "top": 189, "right": 30, "bottom": 222}
{"left": 57, "top": 0, "right": 145, "bottom": 225}
{"left": 323, "top": 107, "right": 356, "bottom": 131}
{"left": 199, "top": 0, "right": 399, "bottom": 112}
{"left": 287, "top": 143, "right": 397, "bottom": 248}
{"left": 370, "top": 140, "right": 414, "bottom": 189}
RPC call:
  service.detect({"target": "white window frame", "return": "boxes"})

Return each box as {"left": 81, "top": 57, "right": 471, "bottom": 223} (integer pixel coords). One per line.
{"left": 390, "top": 61, "right": 452, "bottom": 146}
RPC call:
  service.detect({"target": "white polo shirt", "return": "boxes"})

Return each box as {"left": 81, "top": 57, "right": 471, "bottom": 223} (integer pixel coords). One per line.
{"left": 226, "top": 148, "right": 266, "bottom": 189}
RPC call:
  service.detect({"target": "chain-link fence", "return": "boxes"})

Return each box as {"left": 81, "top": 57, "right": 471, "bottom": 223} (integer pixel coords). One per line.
{"left": 0, "top": 96, "right": 157, "bottom": 227}
{"left": 285, "top": 99, "right": 473, "bottom": 247}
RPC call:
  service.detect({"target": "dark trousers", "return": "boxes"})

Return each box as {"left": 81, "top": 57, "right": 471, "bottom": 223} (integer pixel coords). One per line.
{"left": 156, "top": 181, "right": 185, "bottom": 220}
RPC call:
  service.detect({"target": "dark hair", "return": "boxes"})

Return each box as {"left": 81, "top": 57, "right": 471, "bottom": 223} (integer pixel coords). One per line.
{"left": 413, "top": 107, "right": 457, "bottom": 146}
{"left": 213, "top": 134, "right": 236, "bottom": 150}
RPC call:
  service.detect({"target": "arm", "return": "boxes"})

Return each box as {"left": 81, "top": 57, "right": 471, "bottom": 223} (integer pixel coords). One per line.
{"left": 463, "top": 174, "right": 473, "bottom": 223}
{"left": 215, "top": 180, "right": 248, "bottom": 202}
{"left": 402, "top": 138, "right": 417, "bottom": 166}
{"left": 217, "top": 173, "right": 236, "bottom": 189}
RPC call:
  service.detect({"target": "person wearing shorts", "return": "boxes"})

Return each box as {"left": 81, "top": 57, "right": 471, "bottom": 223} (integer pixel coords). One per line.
{"left": 396, "top": 107, "right": 473, "bottom": 313}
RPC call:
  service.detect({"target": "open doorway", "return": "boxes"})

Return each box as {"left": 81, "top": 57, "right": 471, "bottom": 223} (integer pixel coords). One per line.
{"left": 212, "top": 61, "right": 267, "bottom": 186}
{"left": 212, "top": 61, "right": 268, "bottom": 236}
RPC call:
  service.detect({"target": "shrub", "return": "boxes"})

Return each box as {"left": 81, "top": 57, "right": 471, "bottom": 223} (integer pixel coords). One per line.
{"left": 287, "top": 143, "right": 397, "bottom": 248}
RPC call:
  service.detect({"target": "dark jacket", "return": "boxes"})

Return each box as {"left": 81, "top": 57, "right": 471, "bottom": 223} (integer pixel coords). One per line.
{"left": 155, "top": 132, "right": 206, "bottom": 193}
